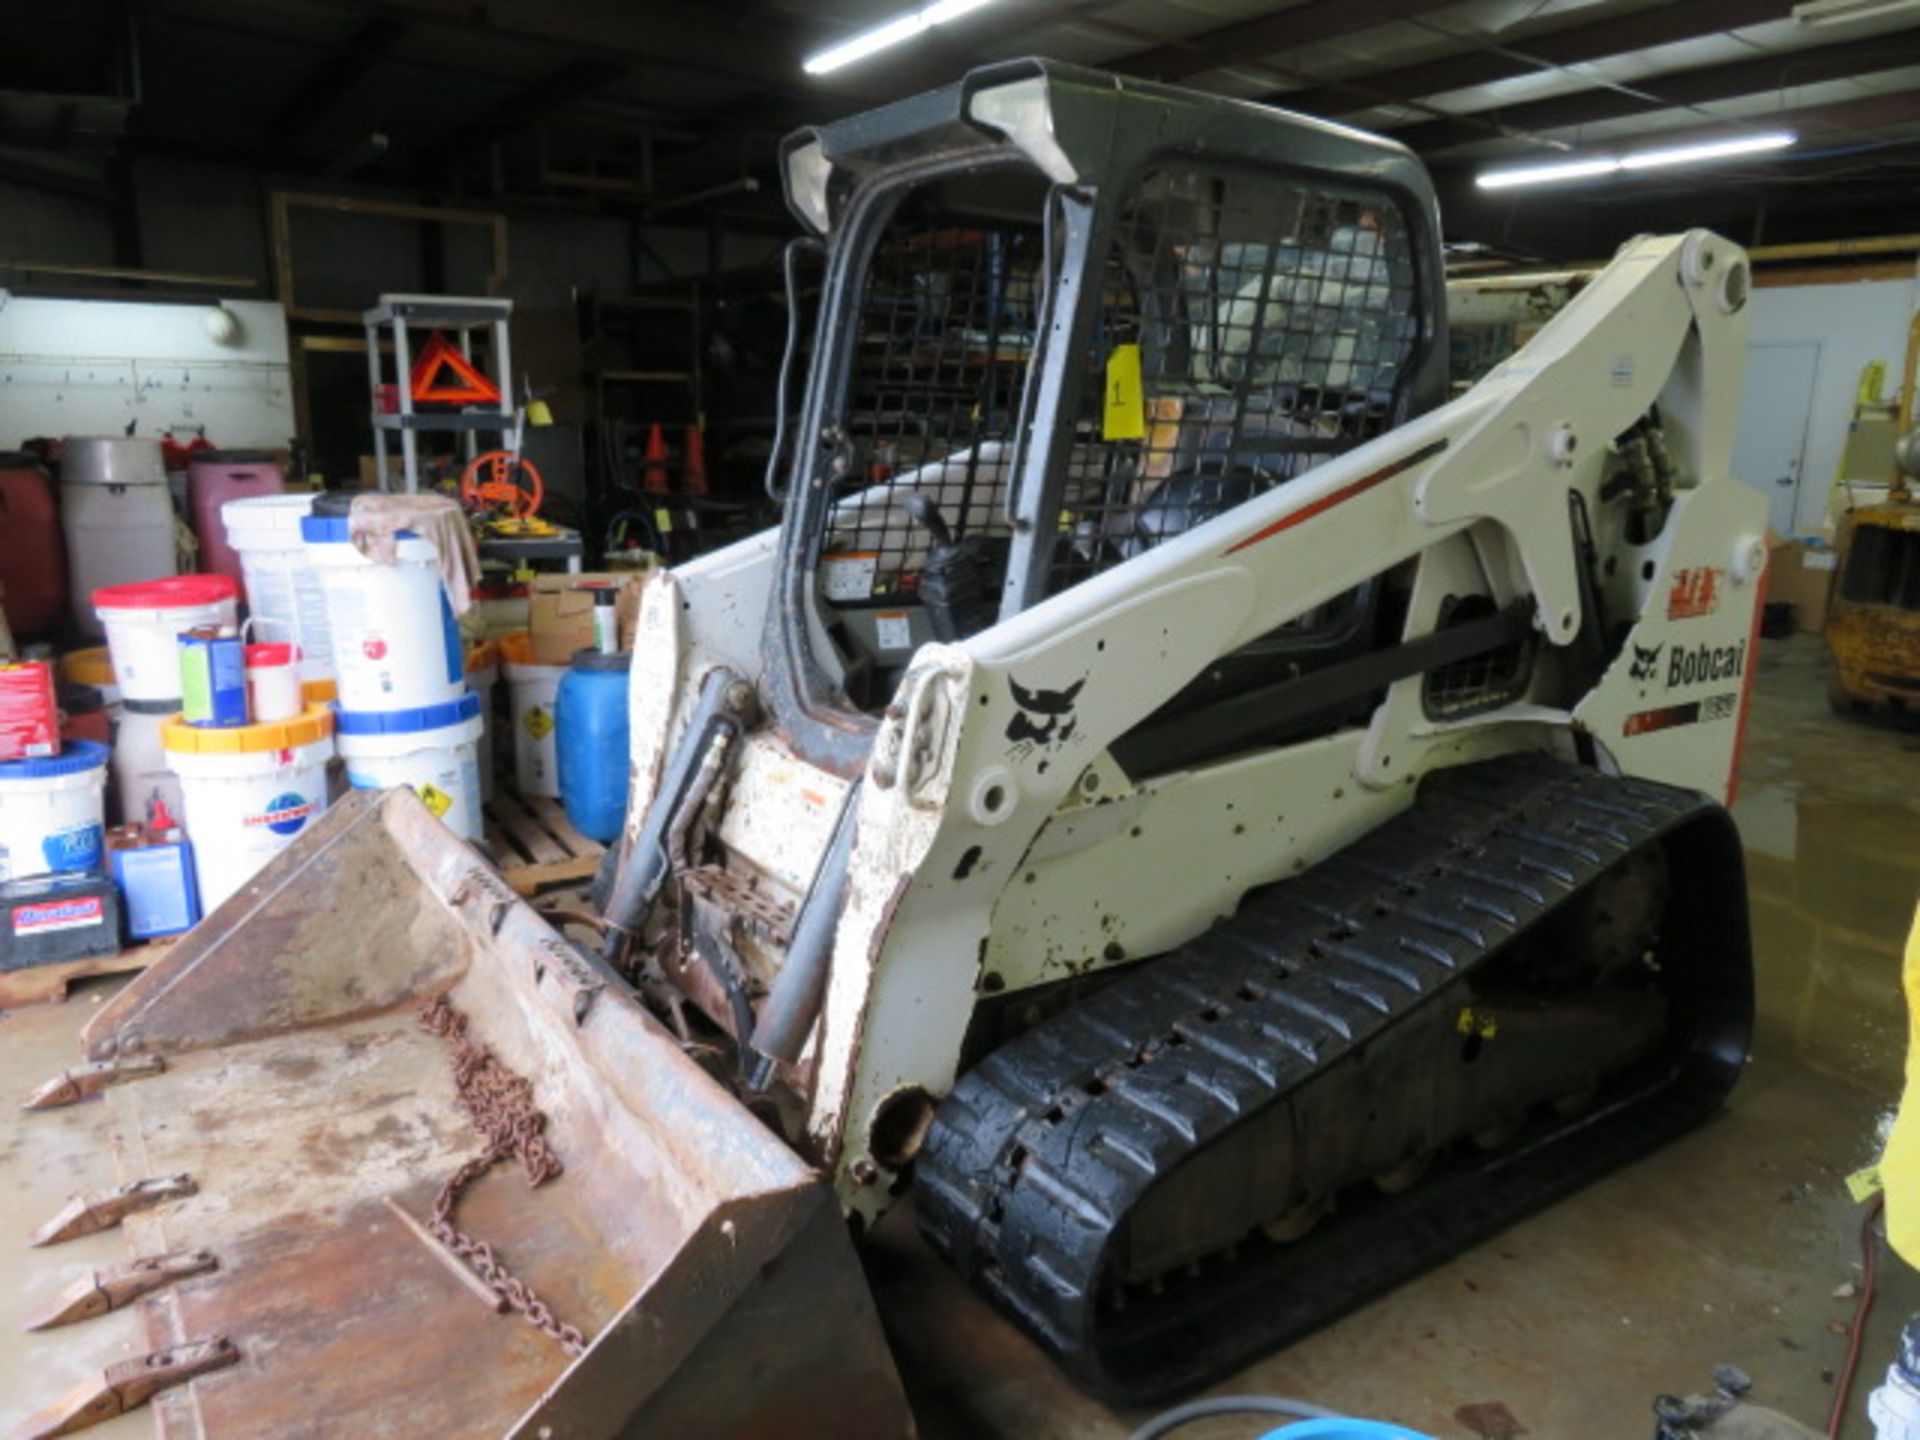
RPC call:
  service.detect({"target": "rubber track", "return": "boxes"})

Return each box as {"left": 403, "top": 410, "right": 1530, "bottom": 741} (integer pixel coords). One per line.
{"left": 915, "top": 754, "right": 1751, "bottom": 1404}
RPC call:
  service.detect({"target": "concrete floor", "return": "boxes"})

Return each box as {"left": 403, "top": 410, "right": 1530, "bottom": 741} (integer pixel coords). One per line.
{"left": 867, "top": 633, "right": 1920, "bottom": 1439}
{"left": 1, "top": 632, "right": 1914, "bottom": 1438}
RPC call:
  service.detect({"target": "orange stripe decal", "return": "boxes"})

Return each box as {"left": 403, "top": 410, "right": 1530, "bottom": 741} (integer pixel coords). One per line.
{"left": 1724, "top": 550, "right": 1771, "bottom": 807}
{"left": 1222, "top": 438, "right": 1450, "bottom": 557}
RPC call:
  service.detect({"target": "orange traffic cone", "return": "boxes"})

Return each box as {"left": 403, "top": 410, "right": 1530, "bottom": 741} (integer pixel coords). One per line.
{"left": 683, "top": 425, "right": 708, "bottom": 495}
{"left": 641, "top": 422, "right": 669, "bottom": 494}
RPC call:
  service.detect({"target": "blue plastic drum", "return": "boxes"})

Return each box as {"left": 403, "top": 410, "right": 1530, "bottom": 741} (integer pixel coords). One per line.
{"left": 555, "top": 648, "right": 632, "bottom": 844}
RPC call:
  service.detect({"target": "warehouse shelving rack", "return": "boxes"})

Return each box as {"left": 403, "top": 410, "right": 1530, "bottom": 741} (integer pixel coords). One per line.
{"left": 364, "top": 293, "right": 515, "bottom": 493}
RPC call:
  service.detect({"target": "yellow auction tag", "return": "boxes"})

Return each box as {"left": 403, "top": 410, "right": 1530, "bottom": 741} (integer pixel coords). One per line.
{"left": 1103, "top": 343, "right": 1146, "bottom": 441}
{"left": 1455, "top": 1007, "right": 1498, "bottom": 1040}
{"left": 417, "top": 782, "right": 454, "bottom": 819}
{"left": 523, "top": 706, "right": 554, "bottom": 740}
{"left": 1848, "top": 1162, "right": 1885, "bottom": 1204}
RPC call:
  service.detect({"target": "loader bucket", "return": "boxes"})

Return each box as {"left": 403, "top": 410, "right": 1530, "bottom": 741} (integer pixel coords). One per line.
{"left": 27, "top": 787, "right": 911, "bottom": 1440}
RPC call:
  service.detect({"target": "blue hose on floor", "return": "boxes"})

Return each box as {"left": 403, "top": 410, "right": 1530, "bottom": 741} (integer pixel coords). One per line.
{"left": 1263, "top": 1423, "right": 1436, "bottom": 1440}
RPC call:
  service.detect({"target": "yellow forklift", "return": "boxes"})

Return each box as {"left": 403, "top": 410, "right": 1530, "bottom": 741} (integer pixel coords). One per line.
{"left": 1829, "top": 316, "right": 1920, "bottom": 715}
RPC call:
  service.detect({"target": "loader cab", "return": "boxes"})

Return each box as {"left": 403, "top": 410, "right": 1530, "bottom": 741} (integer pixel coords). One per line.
{"left": 767, "top": 61, "right": 1448, "bottom": 775}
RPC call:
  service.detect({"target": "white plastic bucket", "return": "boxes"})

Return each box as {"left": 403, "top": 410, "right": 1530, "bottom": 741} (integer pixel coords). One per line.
{"left": 95, "top": 575, "right": 240, "bottom": 703}
{"left": 336, "top": 693, "right": 484, "bottom": 842}
{"left": 466, "top": 644, "right": 499, "bottom": 804}
{"left": 163, "top": 705, "right": 334, "bottom": 912}
{"left": 0, "top": 740, "right": 108, "bottom": 881}
{"left": 225, "top": 493, "right": 334, "bottom": 686}
{"left": 113, "top": 705, "right": 185, "bottom": 829}
{"left": 58, "top": 649, "right": 121, "bottom": 720}
{"left": 303, "top": 517, "right": 464, "bottom": 713}
{"left": 499, "top": 634, "right": 564, "bottom": 799}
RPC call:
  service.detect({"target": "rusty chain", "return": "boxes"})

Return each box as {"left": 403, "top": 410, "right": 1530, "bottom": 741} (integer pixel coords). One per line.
{"left": 418, "top": 994, "right": 587, "bottom": 1357}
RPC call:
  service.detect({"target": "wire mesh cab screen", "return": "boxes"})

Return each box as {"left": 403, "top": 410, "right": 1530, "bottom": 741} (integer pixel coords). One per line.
{"left": 813, "top": 161, "right": 1419, "bottom": 657}
{"left": 816, "top": 170, "right": 1045, "bottom": 619}
{"left": 1050, "top": 165, "right": 1418, "bottom": 596}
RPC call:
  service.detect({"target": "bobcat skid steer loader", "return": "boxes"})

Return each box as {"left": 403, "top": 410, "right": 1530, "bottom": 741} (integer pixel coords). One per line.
{"left": 7, "top": 59, "right": 1767, "bottom": 1436}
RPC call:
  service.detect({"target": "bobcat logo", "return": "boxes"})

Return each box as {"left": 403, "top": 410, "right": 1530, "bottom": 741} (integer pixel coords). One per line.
{"left": 1006, "top": 675, "right": 1085, "bottom": 751}
{"left": 1628, "top": 641, "right": 1662, "bottom": 684}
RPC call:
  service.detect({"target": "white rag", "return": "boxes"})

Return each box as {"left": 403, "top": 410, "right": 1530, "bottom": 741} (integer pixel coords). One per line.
{"left": 346, "top": 493, "right": 483, "bottom": 616}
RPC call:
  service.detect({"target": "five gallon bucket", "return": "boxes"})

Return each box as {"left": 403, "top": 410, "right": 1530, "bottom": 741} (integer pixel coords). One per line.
{"left": 465, "top": 640, "right": 499, "bottom": 804}
{"left": 303, "top": 515, "right": 463, "bottom": 713}
{"left": 499, "top": 632, "right": 565, "bottom": 799}
{"left": 336, "top": 692, "right": 484, "bottom": 842}
{"left": 163, "top": 704, "right": 335, "bottom": 912}
{"left": 114, "top": 705, "right": 186, "bottom": 830}
{"left": 225, "top": 492, "right": 335, "bottom": 686}
{"left": 94, "top": 574, "right": 240, "bottom": 703}
{"left": 0, "top": 739, "right": 108, "bottom": 881}
{"left": 58, "top": 647, "right": 120, "bottom": 719}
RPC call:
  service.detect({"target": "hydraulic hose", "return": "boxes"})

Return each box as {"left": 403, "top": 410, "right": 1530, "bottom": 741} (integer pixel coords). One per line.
{"left": 744, "top": 782, "right": 860, "bottom": 1088}
{"left": 1127, "top": 1396, "right": 1343, "bottom": 1440}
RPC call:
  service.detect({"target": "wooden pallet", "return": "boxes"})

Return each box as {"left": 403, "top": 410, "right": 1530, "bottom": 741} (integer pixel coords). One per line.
{"left": 482, "top": 791, "right": 605, "bottom": 896}
{"left": 0, "top": 938, "right": 174, "bottom": 1009}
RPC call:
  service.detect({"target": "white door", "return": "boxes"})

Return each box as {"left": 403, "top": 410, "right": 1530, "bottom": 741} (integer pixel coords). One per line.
{"left": 1732, "top": 340, "right": 1821, "bottom": 535}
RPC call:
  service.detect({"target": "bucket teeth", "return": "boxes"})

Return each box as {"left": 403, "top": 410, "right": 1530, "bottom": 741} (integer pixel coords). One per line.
{"left": 22, "top": 1250, "right": 218, "bottom": 1331}
{"left": 19, "top": 1056, "right": 166, "bottom": 1111}
{"left": 29, "top": 1174, "right": 196, "bottom": 1247}
{"left": 8, "top": 1336, "right": 238, "bottom": 1439}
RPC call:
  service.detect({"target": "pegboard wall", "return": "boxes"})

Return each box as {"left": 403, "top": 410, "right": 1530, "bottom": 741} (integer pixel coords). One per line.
{"left": 0, "top": 293, "right": 295, "bottom": 449}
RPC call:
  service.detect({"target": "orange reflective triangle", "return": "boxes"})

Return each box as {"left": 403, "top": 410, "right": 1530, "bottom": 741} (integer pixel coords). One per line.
{"left": 409, "top": 331, "right": 501, "bottom": 405}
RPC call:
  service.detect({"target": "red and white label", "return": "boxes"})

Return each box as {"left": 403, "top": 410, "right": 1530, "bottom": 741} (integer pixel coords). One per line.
{"left": 1666, "top": 566, "right": 1722, "bottom": 621}
{"left": 13, "top": 896, "right": 104, "bottom": 936}
{"left": 362, "top": 637, "right": 389, "bottom": 661}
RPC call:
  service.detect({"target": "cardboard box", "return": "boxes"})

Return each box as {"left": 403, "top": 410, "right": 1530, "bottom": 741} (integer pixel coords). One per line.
{"left": 1768, "top": 538, "right": 1838, "bottom": 634}
{"left": 356, "top": 454, "right": 407, "bottom": 490}
{"left": 528, "top": 572, "right": 642, "bottom": 664}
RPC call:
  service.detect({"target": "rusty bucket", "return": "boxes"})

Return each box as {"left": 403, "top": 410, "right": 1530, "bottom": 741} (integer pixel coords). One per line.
{"left": 6, "top": 788, "right": 911, "bottom": 1440}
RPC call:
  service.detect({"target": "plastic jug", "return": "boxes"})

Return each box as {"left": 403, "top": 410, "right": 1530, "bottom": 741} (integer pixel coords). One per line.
{"left": 555, "top": 647, "right": 630, "bottom": 844}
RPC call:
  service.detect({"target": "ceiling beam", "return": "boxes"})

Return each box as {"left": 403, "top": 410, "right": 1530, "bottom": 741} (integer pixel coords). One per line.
{"left": 1265, "top": 0, "right": 1790, "bottom": 119}
{"left": 367, "top": 0, "right": 884, "bottom": 108}
{"left": 1395, "top": 23, "right": 1920, "bottom": 152}
{"left": 413, "top": 57, "right": 632, "bottom": 175}
{"left": 268, "top": 15, "right": 412, "bottom": 142}
{"left": 1108, "top": 0, "right": 1460, "bottom": 84}
{"left": 0, "top": 152, "right": 113, "bottom": 203}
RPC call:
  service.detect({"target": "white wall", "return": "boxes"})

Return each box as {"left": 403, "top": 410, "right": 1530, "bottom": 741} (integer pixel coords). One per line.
{"left": 0, "top": 294, "right": 295, "bottom": 449}
{"left": 1742, "top": 275, "right": 1919, "bottom": 534}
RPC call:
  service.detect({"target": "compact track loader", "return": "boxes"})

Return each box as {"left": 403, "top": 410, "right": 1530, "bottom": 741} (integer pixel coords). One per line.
{"left": 6, "top": 60, "right": 1768, "bottom": 1436}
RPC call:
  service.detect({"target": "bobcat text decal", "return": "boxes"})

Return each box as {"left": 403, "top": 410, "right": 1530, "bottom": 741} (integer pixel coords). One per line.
{"left": 1666, "top": 639, "right": 1746, "bottom": 689}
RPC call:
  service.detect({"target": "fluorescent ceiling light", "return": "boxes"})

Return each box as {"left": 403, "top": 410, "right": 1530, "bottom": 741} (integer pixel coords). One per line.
{"left": 1477, "top": 157, "right": 1619, "bottom": 189}
{"left": 804, "top": 0, "right": 998, "bottom": 75}
{"left": 1620, "top": 131, "right": 1797, "bottom": 170}
{"left": 1793, "top": 0, "right": 1920, "bottom": 26}
{"left": 1476, "top": 131, "right": 1795, "bottom": 189}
